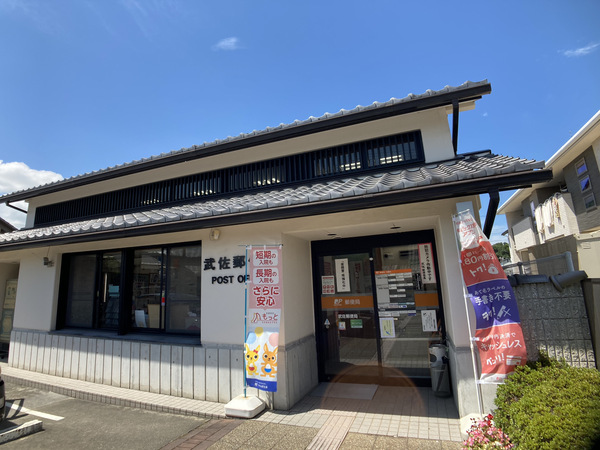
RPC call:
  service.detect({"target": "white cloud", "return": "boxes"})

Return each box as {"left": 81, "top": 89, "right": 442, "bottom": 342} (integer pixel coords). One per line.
{"left": 0, "top": 0, "right": 63, "bottom": 34}
{"left": 562, "top": 42, "right": 600, "bottom": 58}
{"left": 212, "top": 37, "right": 241, "bottom": 51}
{"left": 118, "top": 0, "right": 187, "bottom": 40}
{"left": 0, "top": 160, "right": 63, "bottom": 229}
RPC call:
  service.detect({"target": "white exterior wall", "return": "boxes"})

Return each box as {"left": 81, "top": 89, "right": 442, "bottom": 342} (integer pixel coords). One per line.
{"left": 576, "top": 231, "right": 600, "bottom": 278}
{"left": 6, "top": 195, "right": 482, "bottom": 413}
{"left": 12, "top": 249, "right": 60, "bottom": 331}
{"left": 3, "top": 103, "right": 484, "bottom": 415}
{"left": 512, "top": 217, "right": 538, "bottom": 251}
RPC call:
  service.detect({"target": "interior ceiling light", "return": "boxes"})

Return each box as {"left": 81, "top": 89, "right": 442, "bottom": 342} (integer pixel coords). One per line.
{"left": 390, "top": 223, "right": 401, "bottom": 230}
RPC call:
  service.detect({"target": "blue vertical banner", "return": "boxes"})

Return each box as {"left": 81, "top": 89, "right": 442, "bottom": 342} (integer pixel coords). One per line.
{"left": 244, "top": 245, "right": 282, "bottom": 392}
{"left": 454, "top": 211, "right": 527, "bottom": 382}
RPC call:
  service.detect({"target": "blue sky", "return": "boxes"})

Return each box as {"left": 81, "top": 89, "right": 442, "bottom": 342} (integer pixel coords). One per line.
{"left": 1, "top": 0, "right": 599, "bottom": 241}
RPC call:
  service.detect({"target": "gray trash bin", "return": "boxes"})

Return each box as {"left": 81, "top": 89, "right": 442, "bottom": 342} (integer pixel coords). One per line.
{"left": 429, "top": 344, "right": 451, "bottom": 397}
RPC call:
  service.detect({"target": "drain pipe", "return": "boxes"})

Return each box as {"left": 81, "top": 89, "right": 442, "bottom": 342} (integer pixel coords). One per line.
{"left": 452, "top": 100, "right": 460, "bottom": 155}
{"left": 483, "top": 190, "right": 500, "bottom": 239}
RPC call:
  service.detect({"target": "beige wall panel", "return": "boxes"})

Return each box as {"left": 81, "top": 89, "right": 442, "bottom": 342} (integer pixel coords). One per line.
{"left": 205, "top": 348, "right": 218, "bottom": 402}
{"left": 112, "top": 340, "right": 122, "bottom": 387}
{"left": 85, "top": 338, "right": 96, "bottom": 382}
{"left": 218, "top": 348, "right": 231, "bottom": 403}
{"left": 193, "top": 346, "right": 206, "bottom": 400}
{"left": 130, "top": 342, "right": 141, "bottom": 390}
{"left": 139, "top": 343, "right": 150, "bottom": 391}
{"left": 149, "top": 344, "right": 161, "bottom": 394}
{"left": 120, "top": 341, "right": 130, "bottom": 389}
{"left": 171, "top": 345, "right": 183, "bottom": 397}
{"left": 182, "top": 346, "right": 194, "bottom": 398}
{"left": 160, "top": 345, "right": 171, "bottom": 395}
{"left": 103, "top": 340, "right": 113, "bottom": 385}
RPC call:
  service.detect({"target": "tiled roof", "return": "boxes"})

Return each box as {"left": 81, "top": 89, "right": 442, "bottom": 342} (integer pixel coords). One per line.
{"left": 0, "top": 152, "right": 544, "bottom": 246}
{"left": 0, "top": 216, "right": 16, "bottom": 233}
{"left": 0, "top": 80, "right": 489, "bottom": 202}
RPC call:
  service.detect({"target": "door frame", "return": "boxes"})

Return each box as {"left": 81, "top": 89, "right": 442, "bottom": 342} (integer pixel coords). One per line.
{"left": 311, "top": 230, "right": 446, "bottom": 385}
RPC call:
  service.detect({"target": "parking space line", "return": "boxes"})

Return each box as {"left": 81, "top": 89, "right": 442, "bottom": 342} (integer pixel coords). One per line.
{"left": 6, "top": 402, "right": 65, "bottom": 421}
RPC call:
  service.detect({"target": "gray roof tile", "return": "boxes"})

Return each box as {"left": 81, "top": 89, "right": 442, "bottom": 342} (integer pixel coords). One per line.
{"left": 0, "top": 153, "right": 544, "bottom": 246}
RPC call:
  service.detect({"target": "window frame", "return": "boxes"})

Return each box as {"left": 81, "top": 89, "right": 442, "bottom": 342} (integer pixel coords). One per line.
{"left": 583, "top": 192, "right": 597, "bottom": 210}
{"left": 575, "top": 157, "right": 588, "bottom": 177}
{"left": 579, "top": 175, "right": 592, "bottom": 193}
{"left": 57, "top": 241, "right": 202, "bottom": 337}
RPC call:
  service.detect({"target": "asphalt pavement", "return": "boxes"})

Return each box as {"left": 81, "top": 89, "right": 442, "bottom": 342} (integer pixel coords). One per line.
{"left": 1, "top": 384, "right": 208, "bottom": 449}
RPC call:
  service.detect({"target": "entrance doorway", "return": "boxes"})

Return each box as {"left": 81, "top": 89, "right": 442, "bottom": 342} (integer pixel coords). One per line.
{"left": 312, "top": 231, "right": 444, "bottom": 386}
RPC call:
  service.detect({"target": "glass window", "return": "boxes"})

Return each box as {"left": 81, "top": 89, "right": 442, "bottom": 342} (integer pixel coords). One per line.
{"left": 60, "top": 242, "right": 202, "bottom": 336}
{"left": 576, "top": 158, "right": 588, "bottom": 176}
{"left": 65, "top": 254, "right": 97, "bottom": 327}
{"left": 580, "top": 175, "right": 592, "bottom": 193}
{"left": 132, "top": 248, "right": 164, "bottom": 330}
{"left": 166, "top": 245, "right": 202, "bottom": 334}
{"left": 98, "top": 252, "right": 121, "bottom": 329}
{"left": 584, "top": 193, "right": 596, "bottom": 210}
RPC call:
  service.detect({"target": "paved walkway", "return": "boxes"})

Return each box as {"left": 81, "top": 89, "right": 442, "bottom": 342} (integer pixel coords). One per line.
{"left": 0, "top": 363, "right": 464, "bottom": 449}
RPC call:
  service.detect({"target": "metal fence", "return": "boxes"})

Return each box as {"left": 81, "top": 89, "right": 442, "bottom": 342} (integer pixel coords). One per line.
{"left": 502, "top": 251, "right": 575, "bottom": 277}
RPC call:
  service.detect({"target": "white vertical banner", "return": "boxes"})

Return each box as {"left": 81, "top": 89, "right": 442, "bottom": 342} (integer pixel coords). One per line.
{"left": 335, "top": 258, "right": 351, "bottom": 292}
{"left": 418, "top": 243, "right": 436, "bottom": 283}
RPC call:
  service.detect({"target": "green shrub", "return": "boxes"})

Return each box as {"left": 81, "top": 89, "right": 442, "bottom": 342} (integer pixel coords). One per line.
{"left": 494, "top": 352, "right": 600, "bottom": 449}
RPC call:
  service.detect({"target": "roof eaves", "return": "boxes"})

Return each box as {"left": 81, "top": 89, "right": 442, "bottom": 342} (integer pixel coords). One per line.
{"left": 0, "top": 165, "right": 552, "bottom": 252}
{"left": 498, "top": 110, "right": 600, "bottom": 214}
{"left": 0, "top": 80, "right": 491, "bottom": 204}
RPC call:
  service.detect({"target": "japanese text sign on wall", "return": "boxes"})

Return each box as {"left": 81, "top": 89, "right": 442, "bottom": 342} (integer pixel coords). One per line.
{"left": 418, "top": 243, "right": 436, "bottom": 283}
{"left": 203, "top": 254, "right": 249, "bottom": 285}
{"left": 335, "top": 258, "right": 351, "bottom": 292}
{"left": 454, "top": 211, "right": 527, "bottom": 383}
{"left": 245, "top": 245, "right": 282, "bottom": 393}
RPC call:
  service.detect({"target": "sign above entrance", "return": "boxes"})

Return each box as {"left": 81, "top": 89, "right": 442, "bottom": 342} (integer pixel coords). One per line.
{"left": 321, "top": 295, "right": 374, "bottom": 310}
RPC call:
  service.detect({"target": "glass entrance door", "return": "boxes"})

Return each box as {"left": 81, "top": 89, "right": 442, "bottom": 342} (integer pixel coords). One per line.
{"left": 317, "top": 252, "right": 379, "bottom": 382}
{"left": 313, "top": 232, "right": 444, "bottom": 385}
{"left": 374, "top": 244, "right": 442, "bottom": 381}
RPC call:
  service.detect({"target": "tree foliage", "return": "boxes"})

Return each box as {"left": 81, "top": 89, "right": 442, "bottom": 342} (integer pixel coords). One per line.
{"left": 492, "top": 242, "right": 510, "bottom": 261}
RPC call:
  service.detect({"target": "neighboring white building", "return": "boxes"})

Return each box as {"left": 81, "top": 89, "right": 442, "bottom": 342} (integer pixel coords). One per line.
{"left": 498, "top": 111, "right": 600, "bottom": 277}
{"left": 0, "top": 81, "right": 551, "bottom": 418}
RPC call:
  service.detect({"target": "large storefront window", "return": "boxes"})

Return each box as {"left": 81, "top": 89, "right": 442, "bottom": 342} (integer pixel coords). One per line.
{"left": 60, "top": 242, "right": 201, "bottom": 336}
{"left": 312, "top": 231, "right": 444, "bottom": 386}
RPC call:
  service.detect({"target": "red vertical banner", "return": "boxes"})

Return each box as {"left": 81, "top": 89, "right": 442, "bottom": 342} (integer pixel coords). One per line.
{"left": 454, "top": 211, "right": 527, "bottom": 382}
{"left": 244, "top": 245, "right": 282, "bottom": 392}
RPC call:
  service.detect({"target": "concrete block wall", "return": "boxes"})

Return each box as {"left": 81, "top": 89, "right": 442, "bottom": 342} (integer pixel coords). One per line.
{"left": 8, "top": 329, "right": 318, "bottom": 409}
{"left": 514, "top": 282, "right": 596, "bottom": 368}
